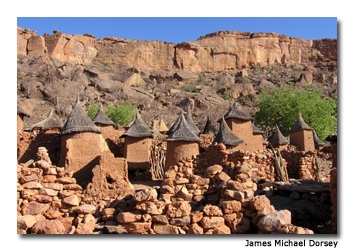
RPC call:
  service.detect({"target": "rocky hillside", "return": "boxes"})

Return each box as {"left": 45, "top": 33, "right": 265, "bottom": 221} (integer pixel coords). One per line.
{"left": 17, "top": 26, "right": 337, "bottom": 131}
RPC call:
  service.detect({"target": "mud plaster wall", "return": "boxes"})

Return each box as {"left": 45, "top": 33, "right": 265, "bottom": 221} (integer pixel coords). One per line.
{"left": 59, "top": 132, "right": 109, "bottom": 173}
{"left": 251, "top": 134, "right": 264, "bottom": 152}
{"left": 123, "top": 136, "right": 152, "bottom": 171}
{"left": 96, "top": 125, "right": 125, "bottom": 157}
{"left": 165, "top": 141, "right": 200, "bottom": 171}
{"left": 290, "top": 130, "right": 315, "bottom": 152}
{"left": 226, "top": 118, "right": 254, "bottom": 151}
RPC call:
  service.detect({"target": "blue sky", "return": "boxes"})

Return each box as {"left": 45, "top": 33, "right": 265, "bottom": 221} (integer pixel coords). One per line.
{"left": 17, "top": 17, "right": 337, "bottom": 44}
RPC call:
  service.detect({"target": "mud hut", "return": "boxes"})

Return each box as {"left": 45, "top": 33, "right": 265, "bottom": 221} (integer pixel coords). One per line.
{"left": 268, "top": 125, "right": 289, "bottom": 150}
{"left": 289, "top": 113, "right": 315, "bottom": 152}
{"left": 213, "top": 117, "right": 244, "bottom": 149}
{"left": 22, "top": 109, "right": 63, "bottom": 165}
{"left": 121, "top": 111, "right": 154, "bottom": 171}
{"left": 28, "top": 108, "right": 63, "bottom": 134}
{"left": 218, "top": 102, "right": 254, "bottom": 151}
{"left": 164, "top": 113, "right": 201, "bottom": 171}
{"left": 59, "top": 97, "right": 108, "bottom": 187}
{"left": 17, "top": 104, "right": 30, "bottom": 133}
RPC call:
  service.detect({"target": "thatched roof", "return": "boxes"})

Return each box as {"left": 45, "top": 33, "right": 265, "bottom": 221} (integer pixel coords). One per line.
{"left": 165, "top": 113, "right": 201, "bottom": 142}
{"left": 313, "top": 131, "right": 325, "bottom": 147}
{"left": 268, "top": 125, "right": 289, "bottom": 146}
{"left": 60, "top": 97, "right": 101, "bottom": 135}
{"left": 122, "top": 111, "right": 154, "bottom": 138}
{"left": 167, "top": 112, "right": 183, "bottom": 135}
{"left": 290, "top": 113, "right": 313, "bottom": 132}
{"left": 218, "top": 102, "right": 253, "bottom": 122}
{"left": 252, "top": 123, "right": 264, "bottom": 135}
{"left": 156, "top": 117, "right": 169, "bottom": 133}
{"left": 213, "top": 117, "right": 244, "bottom": 146}
{"left": 28, "top": 109, "right": 63, "bottom": 131}
{"left": 202, "top": 116, "right": 217, "bottom": 136}
{"left": 185, "top": 106, "right": 200, "bottom": 136}
{"left": 17, "top": 105, "right": 30, "bottom": 117}
{"left": 92, "top": 104, "right": 116, "bottom": 126}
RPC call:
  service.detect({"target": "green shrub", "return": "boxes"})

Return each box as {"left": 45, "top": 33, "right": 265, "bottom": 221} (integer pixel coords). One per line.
{"left": 222, "top": 93, "right": 232, "bottom": 101}
{"left": 87, "top": 102, "right": 137, "bottom": 126}
{"left": 252, "top": 84, "right": 337, "bottom": 140}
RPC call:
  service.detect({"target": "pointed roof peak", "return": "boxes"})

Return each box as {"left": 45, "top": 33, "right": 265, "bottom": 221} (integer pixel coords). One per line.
{"left": 122, "top": 110, "right": 154, "bottom": 138}
{"left": 28, "top": 108, "right": 63, "bottom": 131}
{"left": 60, "top": 98, "right": 101, "bottom": 135}
{"left": 290, "top": 113, "right": 313, "bottom": 132}
{"left": 92, "top": 103, "right": 116, "bottom": 126}
{"left": 218, "top": 102, "right": 253, "bottom": 122}
{"left": 156, "top": 117, "right": 168, "bottom": 133}
{"left": 213, "top": 116, "right": 244, "bottom": 146}
{"left": 268, "top": 125, "right": 289, "bottom": 146}
{"left": 166, "top": 113, "right": 201, "bottom": 142}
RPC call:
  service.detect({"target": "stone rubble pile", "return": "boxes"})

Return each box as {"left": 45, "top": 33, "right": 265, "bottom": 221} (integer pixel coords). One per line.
{"left": 17, "top": 145, "right": 327, "bottom": 234}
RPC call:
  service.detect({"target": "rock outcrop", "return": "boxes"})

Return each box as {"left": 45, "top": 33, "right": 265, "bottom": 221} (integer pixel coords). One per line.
{"left": 17, "top": 27, "right": 336, "bottom": 74}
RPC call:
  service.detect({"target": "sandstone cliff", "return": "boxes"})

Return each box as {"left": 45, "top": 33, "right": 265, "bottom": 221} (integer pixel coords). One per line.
{"left": 17, "top": 27, "right": 336, "bottom": 73}
{"left": 17, "top": 26, "right": 337, "bottom": 134}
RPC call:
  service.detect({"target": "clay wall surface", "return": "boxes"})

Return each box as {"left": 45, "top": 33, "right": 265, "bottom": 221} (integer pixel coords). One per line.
{"left": 226, "top": 118, "right": 254, "bottom": 151}
{"left": 123, "top": 136, "right": 152, "bottom": 171}
{"left": 96, "top": 125, "right": 125, "bottom": 157}
{"left": 165, "top": 141, "right": 200, "bottom": 171}
{"left": 59, "top": 132, "right": 109, "bottom": 173}
{"left": 290, "top": 130, "right": 315, "bottom": 152}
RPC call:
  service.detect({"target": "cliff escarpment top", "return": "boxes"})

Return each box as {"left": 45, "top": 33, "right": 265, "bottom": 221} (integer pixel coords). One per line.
{"left": 17, "top": 26, "right": 336, "bottom": 74}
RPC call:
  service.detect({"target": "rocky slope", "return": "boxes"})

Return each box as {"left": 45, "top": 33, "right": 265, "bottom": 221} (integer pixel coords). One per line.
{"left": 17, "top": 26, "right": 337, "bottom": 132}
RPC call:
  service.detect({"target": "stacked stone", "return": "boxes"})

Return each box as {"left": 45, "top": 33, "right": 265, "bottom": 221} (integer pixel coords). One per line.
{"left": 17, "top": 147, "right": 91, "bottom": 234}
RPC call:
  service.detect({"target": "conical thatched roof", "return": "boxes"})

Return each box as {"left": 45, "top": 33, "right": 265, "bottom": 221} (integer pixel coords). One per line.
{"left": 218, "top": 102, "right": 253, "bottom": 122}
{"left": 167, "top": 112, "right": 183, "bottom": 135}
{"left": 313, "top": 131, "right": 325, "bottom": 147}
{"left": 92, "top": 104, "right": 116, "bottom": 126}
{"left": 290, "top": 113, "right": 313, "bottom": 132}
{"left": 28, "top": 109, "right": 63, "bottom": 131}
{"left": 17, "top": 105, "right": 30, "bottom": 117}
{"left": 165, "top": 113, "right": 201, "bottom": 142}
{"left": 122, "top": 111, "right": 154, "bottom": 138}
{"left": 185, "top": 106, "right": 200, "bottom": 136}
{"left": 268, "top": 125, "right": 289, "bottom": 146}
{"left": 156, "top": 117, "right": 169, "bottom": 133}
{"left": 202, "top": 116, "right": 217, "bottom": 136}
{"left": 60, "top": 97, "right": 101, "bottom": 135}
{"left": 252, "top": 123, "right": 264, "bottom": 135}
{"left": 213, "top": 117, "right": 244, "bottom": 146}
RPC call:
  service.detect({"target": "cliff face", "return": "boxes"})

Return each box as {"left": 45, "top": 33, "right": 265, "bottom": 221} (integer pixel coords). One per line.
{"left": 17, "top": 27, "right": 336, "bottom": 73}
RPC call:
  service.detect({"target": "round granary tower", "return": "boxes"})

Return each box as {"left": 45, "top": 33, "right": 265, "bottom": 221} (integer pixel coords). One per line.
{"left": 164, "top": 112, "right": 201, "bottom": 171}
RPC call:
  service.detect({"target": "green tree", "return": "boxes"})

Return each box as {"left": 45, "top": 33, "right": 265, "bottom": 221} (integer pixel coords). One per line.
{"left": 106, "top": 103, "right": 136, "bottom": 126}
{"left": 87, "top": 102, "right": 136, "bottom": 126}
{"left": 252, "top": 84, "right": 337, "bottom": 140}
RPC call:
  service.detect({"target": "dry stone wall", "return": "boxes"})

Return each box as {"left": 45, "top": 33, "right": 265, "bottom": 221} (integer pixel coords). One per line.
{"left": 17, "top": 144, "right": 334, "bottom": 234}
